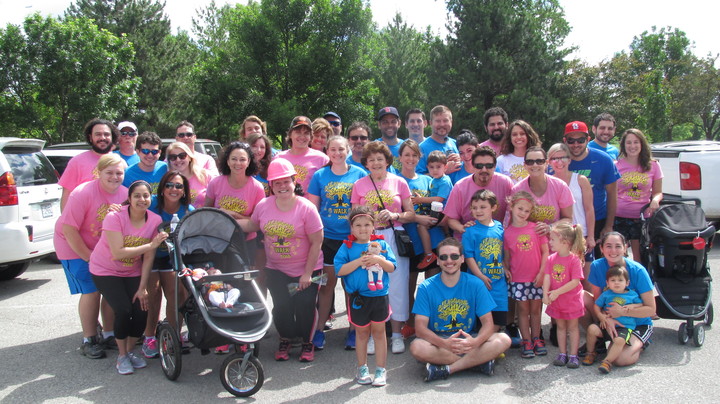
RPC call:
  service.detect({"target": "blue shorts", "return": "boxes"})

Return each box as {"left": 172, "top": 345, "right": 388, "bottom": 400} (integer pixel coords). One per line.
{"left": 61, "top": 259, "right": 97, "bottom": 294}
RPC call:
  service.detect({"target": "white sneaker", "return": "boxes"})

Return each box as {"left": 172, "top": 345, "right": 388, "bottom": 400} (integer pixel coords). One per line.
{"left": 367, "top": 336, "right": 375, "bottom": 355}
{"left": 391, "top": 337, "right": 405, "bottom": 354}
{"left": 372, "top": 367, "right": 387, "bottom": 387}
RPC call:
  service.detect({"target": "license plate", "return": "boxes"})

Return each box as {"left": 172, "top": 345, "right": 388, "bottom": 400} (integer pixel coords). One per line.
{"left": 41, "top": 202, "right": 53, "bottom": 218}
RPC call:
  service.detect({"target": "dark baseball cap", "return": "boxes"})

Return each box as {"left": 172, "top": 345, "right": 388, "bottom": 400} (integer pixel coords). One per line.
{"left": 323, "top": 111, "right": 341, "bottom": 121}
{"left": 377, "top": 106, "right": 400, "bottom": 121}
{"left": 290, "top": 116, "right": 312, "bottom": 130}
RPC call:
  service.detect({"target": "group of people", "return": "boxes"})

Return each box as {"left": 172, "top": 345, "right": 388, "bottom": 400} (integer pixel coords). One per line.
{"left": 56, "top": 105, "right": 663, "bottom": 385}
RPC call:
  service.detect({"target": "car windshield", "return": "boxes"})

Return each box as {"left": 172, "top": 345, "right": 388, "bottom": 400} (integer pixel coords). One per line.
{"left": 4, "top": 148, "right": 59, "bottom": 186}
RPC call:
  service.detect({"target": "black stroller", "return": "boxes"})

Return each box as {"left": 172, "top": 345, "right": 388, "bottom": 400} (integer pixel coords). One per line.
{"left": 640, "top": 198, "right": 714, "bottom": 347}
{"left": 157, "top": 208, "right": 272, "bottom": 397}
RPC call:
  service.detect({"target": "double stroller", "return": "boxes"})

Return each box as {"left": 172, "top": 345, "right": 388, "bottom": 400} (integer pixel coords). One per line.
{"left": 157, "top": 208, "right": 272, "bottom": 397}
{"left": 640, "top": 198, "right": 714, "bottom": 347}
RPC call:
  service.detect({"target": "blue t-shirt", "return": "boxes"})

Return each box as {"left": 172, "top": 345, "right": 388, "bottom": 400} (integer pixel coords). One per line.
{"left": 429, "top": 175, "right": 453, "bottom": 201}
{"left": 149, "top": 195, "right": 195, "bottom": 258}
{"left": 595, "top": 289, "right": 642, "bottom": 330}
{"left": 413, "top": 272, "right": 497, "bottom": 336}
{"left": 462, "top": 219, "right": 507, "bottom": 310}
{"left": 417, "top": 136, "right": 459, "bottom": 175}
{"left": 346, "top": 155, "right": 370, "bottom": 174}
{"left": 114, "top": 150, "right": 140, "bottom": 166}
{"left": 307, "top": 165, "right": 367, "bottom": 240}
{"left": 589, "top": 258, "right": 654, "bottom": 326}
{"left": 376, "top": 138, "right": 405, "bottom": 173}
{"left": 568, "top": 148, "right": 619, "bottom": 220}
{"left": 588, "top": 140, "right": 620, "bottom": 160}
{"left": 401, "top": 174, "right": 444, "bottom": 250}
{"left": 334, "top": 238, "right": 397, "bottom": 297}
{"left": 253, "top": 174, "right": 270, "bottom": 196}
{"left": 449, "top": 163, "right": 471, "bottom": 184}
{"left": 122, "top": 161, "right": 168, "bottom": 193}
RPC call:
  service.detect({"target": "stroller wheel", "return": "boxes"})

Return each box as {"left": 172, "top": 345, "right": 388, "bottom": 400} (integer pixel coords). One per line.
{"left": 692, "top": 324, "right": 705, "bottom": 347}
{"left": 157, "top": 322, "right": 182, "bottom": 380}
{"left": 220, "top": 353, "right": 264, "bottom": 397}
{"left": 705, "top": 303, "right": 714, "bottom": 327}
{"left": 678, "top": 323, "right": 689, "bottom": 345}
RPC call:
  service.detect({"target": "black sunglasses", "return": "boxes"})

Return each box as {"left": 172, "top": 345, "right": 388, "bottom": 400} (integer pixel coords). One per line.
{"left": 176, "top": 132, "right": 195, "bottom": 138}
{"left": 350, "top": 135, "right": 369, "bottom": 141}
{"left": 524, "top": 158, "right": 546, "bottom": 166}
{"left": 168, "top": 152, "right": 188, "bottom": 161}
{"left": 564, "top": 136, "right": 587, "bottom": 144}
{"left": 438, "top": 253, "right": 462, "bottom": 261}
{"left": 473, "top": 162, "right": 495, "bottom": 170}
{"left": 140, "top": 148, "right": 160, "bottom": 156}
{"left": 164, "top": 182, "right": 184, "bottom": 190}
{"left": 328, "top": 121, "right": 341, "bottom": 127}
{"left": 120, "top": 131, "right": 137, "bottom": 137}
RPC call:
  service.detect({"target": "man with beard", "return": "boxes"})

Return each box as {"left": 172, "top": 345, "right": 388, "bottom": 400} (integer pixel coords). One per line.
{"left": 60, "top": 118, "right": 119, "bottom": 210}
{"left": 417, "top": 105, "right": 461, "bottom": 175}
{"left": 346, "top": 121, "right": 371, "bottom": 173}
{"left": 377, "top": 106, "right": 405, "bottom": 172}
{"left": 479, "top": 107, "right": 508, "bottom": 155}
{"left": 444, "top": 147, "right": 513, "bottom": 239}
{"left": 588, "top": 113, "right": 620, "bottom": 160}
{"left": 405, "top": 108, "right": 427, "bottom": 144}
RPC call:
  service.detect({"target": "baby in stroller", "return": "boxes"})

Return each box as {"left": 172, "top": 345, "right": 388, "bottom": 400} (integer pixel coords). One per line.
{"left": 188, "top": 263, "right": 242, "bottom": 310}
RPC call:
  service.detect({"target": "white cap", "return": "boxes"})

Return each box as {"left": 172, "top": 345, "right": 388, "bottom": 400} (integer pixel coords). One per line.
{"left": 117, "top": 121, "right": 137, "bottom": 131}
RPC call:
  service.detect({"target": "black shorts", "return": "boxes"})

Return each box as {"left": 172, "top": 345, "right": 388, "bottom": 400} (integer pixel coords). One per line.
{"left": 614, "top": 217, "right": 642, "bottom": 241}
{"left": 347, "top": 294, "right": 391, "bottom": 327}
{"left": 601, "top": 326, "right": 633, "bottom": 345}
{"left": 322, "top": 238, "right": 344, "bottom": 266}
{"left": 475, "top": 310, "right": 507, "bottom": 331}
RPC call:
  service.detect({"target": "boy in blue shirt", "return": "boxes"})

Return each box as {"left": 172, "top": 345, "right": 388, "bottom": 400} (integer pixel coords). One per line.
{"left": 415, "top": 150, "right": 453, "bottom": 269}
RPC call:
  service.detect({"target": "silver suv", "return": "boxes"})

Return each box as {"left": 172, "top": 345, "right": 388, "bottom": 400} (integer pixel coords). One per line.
{"left": 0, "top": 138, "right": 62, "bottom": 280}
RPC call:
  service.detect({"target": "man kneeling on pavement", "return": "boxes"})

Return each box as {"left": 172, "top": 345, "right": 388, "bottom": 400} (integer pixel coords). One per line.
{"left": 410, "top": 237, "right": 511, "bottom": 381}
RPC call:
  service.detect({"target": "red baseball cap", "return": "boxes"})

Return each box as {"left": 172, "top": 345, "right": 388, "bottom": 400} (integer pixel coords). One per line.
{"left": 564, "top": 121, "right": 589, "bottom": 136}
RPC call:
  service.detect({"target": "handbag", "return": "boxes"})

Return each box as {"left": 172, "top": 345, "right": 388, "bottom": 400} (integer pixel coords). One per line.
{"left": 368, "top": 176, "right": 415, "bottom": 258}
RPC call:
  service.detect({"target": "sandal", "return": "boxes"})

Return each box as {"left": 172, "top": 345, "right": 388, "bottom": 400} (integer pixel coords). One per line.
{"left": 598, "top": 360, "right": 612, "bottom": 374}
{"left": 552, "top": 353, "right": 568, "bottom": 366}
{"left": 582, "top": 351, "right": 598, "bottom": 366}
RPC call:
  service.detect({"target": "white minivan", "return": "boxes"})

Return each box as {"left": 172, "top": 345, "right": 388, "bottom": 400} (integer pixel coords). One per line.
{"left": 0, "top": 138, "right": 62, "bottom": 280}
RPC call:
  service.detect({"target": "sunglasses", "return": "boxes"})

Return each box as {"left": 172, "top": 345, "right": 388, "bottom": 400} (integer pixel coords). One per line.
{"left": 350, "top": 135, "right": 369, "bottom": 141}
{"left": 438, "top": 253, "right": 462, "bottom": 261}
{"left": 120, "top": 131, "right": 137, "bottom": 137}
{"left": 164, "top": 182, "right": 184, "bottom": 190}
{"left": 473, "top": 162, "right": 495, "bottom": 170}
{"left": 564, "top": 136, "right": 587, "bottom": 144}
{"left": 549, "top": 156, "right": 569, "bottom": 163}
{"left": 524, "top": 158, "right": 546, "bottom": 166}
{"left": 168, "top": 152, "right": 188, "bottom": 161}
{"left": 176, "top": 132, "right": 195, "bottom": 138}
{"left": 328, "top": 121, "right": 341, "bottom": 127}
{"left": 140, "top": 148, "right": 160, "bottom": 156}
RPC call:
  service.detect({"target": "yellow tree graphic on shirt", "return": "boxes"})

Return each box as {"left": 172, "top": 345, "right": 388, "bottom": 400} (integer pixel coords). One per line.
{"left": 325, "top": 181, "right": 353, "bottom": 207}
{"left": 621, "top": 171, "right": 648, "bottom": 200}
{"left": 517, "top": 234, "right": 532, "bottom": 251}
{"left": 218, "top": 196, "right": 248, "bottom": 215}
{"left": 437, "top": 298, "right": 470, "bottom": 331}
{"left": 264, "top": 220, "right": 295, "bottom": 247}
{"left": 364, "top": 189, "right": 394, "bottom": 227}
{"left": 293, "top": 164, "right": 309, "bottom": 184}
{"left": 480, "top": 238, "right": 503, "bottom": 269}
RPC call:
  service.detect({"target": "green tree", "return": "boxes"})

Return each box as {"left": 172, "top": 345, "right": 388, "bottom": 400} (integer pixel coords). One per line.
{"left": 0, "top": 14, "right": 138, "bottom": 143}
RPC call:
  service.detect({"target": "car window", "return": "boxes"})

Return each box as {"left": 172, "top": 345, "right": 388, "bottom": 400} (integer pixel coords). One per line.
{"left": 4, "top": 148, "right": 59, "bottom": 186}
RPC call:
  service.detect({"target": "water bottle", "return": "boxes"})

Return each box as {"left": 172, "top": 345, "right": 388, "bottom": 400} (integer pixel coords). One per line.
{"left": 658, "top": 244, "right": 665, "bottom": 268}
{"left": 170, "top": 213, "right": 180, "bottom": 233}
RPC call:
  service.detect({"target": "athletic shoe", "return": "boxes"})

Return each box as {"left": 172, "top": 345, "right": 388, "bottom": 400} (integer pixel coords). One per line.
{"left": 312, "top": 330, "right": 325, "bottom": 350}
{"left": 142, "top": 336, "right": 159, "bottom": 358}
{"left": 80, "top": 336, "right": 106, "bottom": 359}
{"left": 367, "top": 336, "right": 375, "bottom": 355}
{"left": 401, "top": 324, "right": 416, "bottom": 339}
{"left": 116, "top": 354, "right": 134, "bottom": 375}
{"left": 324, "top": 314, "right": 334, "bottom": 331}
{"left": 101, "top": 335, "right": 118, "bottom": 350}
{"left": 356, "top": 365, "right": 372, "bottom": 385}
{"left": 553, "top": 353, "right": 568, "bottom": 366}
{"left": 344, "top": 330, "right": 356, "bottom": 350}
{"left": 476, "top": 359, "right": 495, "bottom": 376}
{"left": 372, "top": 368, "right": 387, "bottom": 387}
{"left": 275, "top": 339, "right": 291, "bottom": 361}
{"left": 214, "top": 345, "right": 231, "bottom": 354}
{"left": 532, "top": 337, "right": 547, "bottom": 356}
{"left": 180, "top": 331, "right": 191, "bottom": 354}
{"left": 424, "top": 364, "right": 450, "bottom": 382}
{"left": 505, "top": 323, "right": 521, "bottom": 348}
{"left": 567, "top": 355, "right": 580, "bottom": 369}
{"left": 128, "top": 351, "right": 147, "bottom": 369}
{"left": 417, "top": 252, "right": 437, "bottom": 270}
{"left": 582, "top": 351, "right": 598, "bottom": 366}
{"left": 598, "top": 360, "right": 612, "bottom": 374}
{"left": 299, "top": 343, "right": 315, "bottom": 362}
{"left": 391, "top": 336, "right": 405, "bottom": 354}
{"left": 521, "top": 339, "right": 535, "bottom": 358}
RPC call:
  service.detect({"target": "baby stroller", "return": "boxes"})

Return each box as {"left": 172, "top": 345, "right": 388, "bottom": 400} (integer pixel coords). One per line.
{"left": 640, "top": 198, "right": 714, "bottom": 347}
{"left": 157, "top": 208, "right": 272, "bottom": 397}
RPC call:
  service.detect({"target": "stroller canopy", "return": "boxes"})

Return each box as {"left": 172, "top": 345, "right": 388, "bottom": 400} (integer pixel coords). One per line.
{"left": 650, "top": 204, "right": 712, "bottom": 236}
{"left": 176, "top": 208, "right": 248, "bottom": 258}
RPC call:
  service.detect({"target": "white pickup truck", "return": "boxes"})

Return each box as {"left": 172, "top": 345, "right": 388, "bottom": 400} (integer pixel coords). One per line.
{"left": 651, "top": 140, "right": 720, "bottom": 226}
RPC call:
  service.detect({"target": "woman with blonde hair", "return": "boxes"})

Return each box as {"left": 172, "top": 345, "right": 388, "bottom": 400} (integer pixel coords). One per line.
{"left": 165, "top": 141, "right": 214, "bottom": 207}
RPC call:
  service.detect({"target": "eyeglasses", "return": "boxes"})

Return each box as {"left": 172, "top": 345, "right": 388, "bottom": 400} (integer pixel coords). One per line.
{"left": 168, "top": 152, "right": 188, "bottom": 161}
{"left": 140, "top": 148, "right": 160, "bottom": 156}
{"left": 350, "top": 135, "right": 369, "bottom": 141}
{"left": 328, "top": 121, "right": 341, "bottom": 127}
{"left": 176, "top": 132, "right": 195, "bottom": 138}
{"left": 549, "top": 156, "right": 569, "bottom": 163}
{"left": 564, "top": 136, "right": 587, "bottom": 145}
{"left": 438, "top": 253, "right": 462, "bottom": 261}
{"left": 120, "top": 131, "right": 137, "bottom": 137}
{"left": 473, "top": 162, "right": 495, "bottom": 170}
{"left": 164, "top": 182, "right": 184, "bottom": 190}
{"left": 524, "top": 158, "right": 547, "bottom": 166}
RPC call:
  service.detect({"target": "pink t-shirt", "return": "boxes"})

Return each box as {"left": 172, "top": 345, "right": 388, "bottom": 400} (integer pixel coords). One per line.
{"left": 350, "top": 174, "right": 412, "bottom": 229}
{"left": 615, "top": 159, "right": 663, "bottom": 219}
{"left": 479, "top": 139, "right": 502, "bottom": 155}
{"left": 54, "top": 180, "right": 129, "bottom": 260}
{"left": 504, "top": 222, "right": 547, "bottom": 283}
{"left": 251, "top": 195, "right": 324, "bottom": 277}
{"left": 276, "top": 149, "right": 330, "bottom": 193}
{"left": 89, "top": 205, "right": 162, "bottom": 277}
{"left": 195, "top": 152, "right": 219, "bottom": 177}
{"left": 512, "top": 175, "right": 574, "bottom": 224}
{"left": 58, "top": 151, "right": 103, "bottom": 192}
{"left": 544, "top": 252, "right": 585, "bottom": 318}
{"left": 187, "top": 172, "right": 214, "bottom": 208}
{"left": 444, "top": 173, "right": 514, "bottom": 235}
{"left": 206, "top": 175, "right": 265, "bottom": 240}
